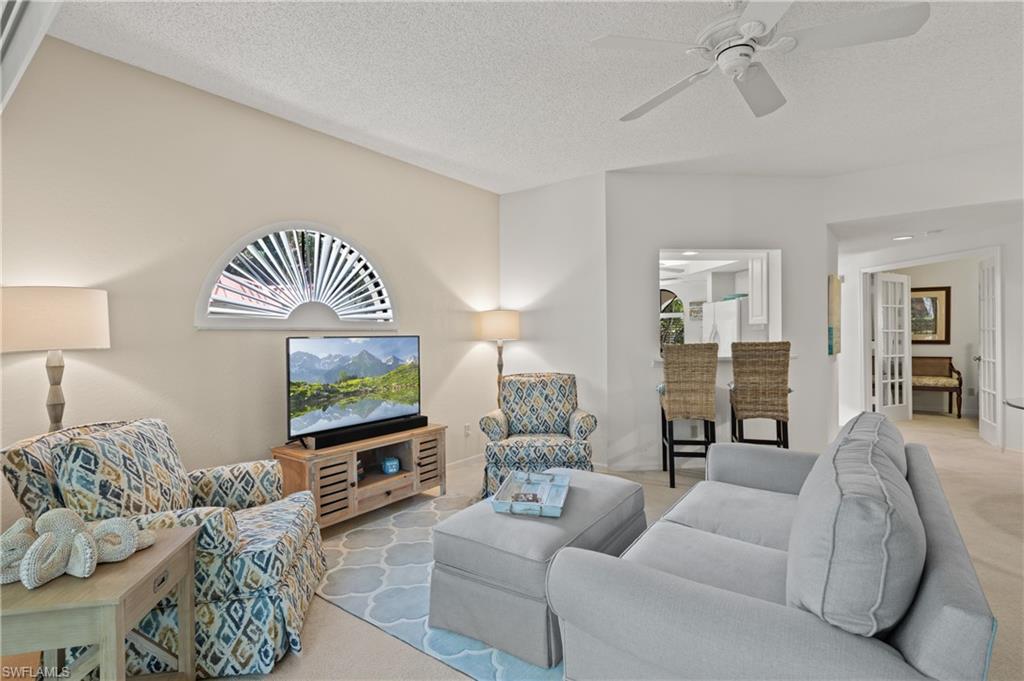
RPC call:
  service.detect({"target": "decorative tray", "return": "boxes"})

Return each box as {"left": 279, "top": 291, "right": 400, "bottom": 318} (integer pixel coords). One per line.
{"left": 490, "top": 471, "right": 570, "bottom": 517}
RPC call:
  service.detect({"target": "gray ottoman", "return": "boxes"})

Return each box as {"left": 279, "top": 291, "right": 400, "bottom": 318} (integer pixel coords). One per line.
{"left": 428, "top": 468, "right": 646, "bottom": 667}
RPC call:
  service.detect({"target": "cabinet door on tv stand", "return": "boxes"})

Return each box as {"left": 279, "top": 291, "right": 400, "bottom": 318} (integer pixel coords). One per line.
{"left": 316, "top": 453, "right": 356, "bottom": 526}
{"left": 414, "top": 430, "right": 446, "bottom": 494}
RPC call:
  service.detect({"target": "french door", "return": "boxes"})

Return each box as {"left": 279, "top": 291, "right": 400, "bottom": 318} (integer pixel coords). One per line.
{"left": 977, "top": 257, "right": 1002, "bottom": 446}
{"left": 873, "top": 273, "right": 912, "bottom": 421}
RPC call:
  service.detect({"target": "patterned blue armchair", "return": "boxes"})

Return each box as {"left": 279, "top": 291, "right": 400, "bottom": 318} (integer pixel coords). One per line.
{"left": 1, "top": 418, "right": 326, "bottom": 678}
{"left": 480, "top": 373, "right": 597, "bottom": 496}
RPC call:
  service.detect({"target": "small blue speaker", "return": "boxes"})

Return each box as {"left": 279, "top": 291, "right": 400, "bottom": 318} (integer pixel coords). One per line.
{"left": 382, "top": 457, "right": 400, "bottom": 475}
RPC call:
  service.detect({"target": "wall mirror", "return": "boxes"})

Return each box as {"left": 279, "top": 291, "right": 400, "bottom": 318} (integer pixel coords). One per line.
{"left": 659, "top": 249, "right": 782, "bottom": 358}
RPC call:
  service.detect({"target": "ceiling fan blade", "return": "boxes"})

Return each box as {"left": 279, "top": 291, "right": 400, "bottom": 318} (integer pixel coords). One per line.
{"left": 785, "top": 3, "right": 930, "bottom": 52}
{"left": 591, "top": 34, "right": 698, "bottom": 53}
{"left": 733, "top": 64, "right": 786, "bottom": 117}
{"left": 737, "top": 1, "right": 794, "bottom": 37}
{"left": 620, "top": 66, "right": 716, "bottom": 121}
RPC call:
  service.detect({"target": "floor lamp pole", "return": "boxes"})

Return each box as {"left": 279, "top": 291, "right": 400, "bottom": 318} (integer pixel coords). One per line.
{"left": 496, "top": 340, "right": 504, "bottom": 408}
{"left": 46, "top": 349, "right": 65, "bottom": 432}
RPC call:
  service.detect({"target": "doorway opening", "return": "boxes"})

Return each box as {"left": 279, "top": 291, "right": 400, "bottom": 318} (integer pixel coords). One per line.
{"left": 858, "top": 248, "right": 1002, "bottom": 447}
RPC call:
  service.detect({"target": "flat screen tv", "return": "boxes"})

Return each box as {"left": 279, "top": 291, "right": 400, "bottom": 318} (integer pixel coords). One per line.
{"left": 287, "top": 335, "right": 420, "bottom": 440}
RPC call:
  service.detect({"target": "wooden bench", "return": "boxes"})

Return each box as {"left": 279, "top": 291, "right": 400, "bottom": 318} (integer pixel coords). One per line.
{"left": 911, "top": 356, "right": 963, "bottom": 418}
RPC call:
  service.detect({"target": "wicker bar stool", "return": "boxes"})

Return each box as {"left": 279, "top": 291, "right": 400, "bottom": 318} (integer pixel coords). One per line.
{"left": 729, "top": 341, "right": 791, "bottom": 448}
{"left": 660, "top": 343, "right": 718, "bottom": 488}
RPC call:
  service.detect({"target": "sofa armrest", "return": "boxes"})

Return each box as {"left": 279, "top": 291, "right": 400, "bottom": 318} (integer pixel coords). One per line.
{"left": 479, "top": 410, "right": 509, "bottom": 442}
{"left": 188, "top": 460, "right": 283, "bottom": 510}
{"left": 569, "top": 409, "right": 597, "bottom": 441}
{"left": 132, "top": 506, "right": 239, "bottom": 556}
{"left": 547, "top": 548, "right": 924, "bottom": 680}
{"left": 706, "top": 443, "right": 819, "bottom": 495}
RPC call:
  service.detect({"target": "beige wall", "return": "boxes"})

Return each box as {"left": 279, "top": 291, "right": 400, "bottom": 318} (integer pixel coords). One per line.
{"left": 1, "top": 38, "right": 499, "bottom": 520}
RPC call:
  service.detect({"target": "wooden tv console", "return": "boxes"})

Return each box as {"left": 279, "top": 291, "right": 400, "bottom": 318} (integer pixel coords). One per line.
{"left": 271, "top": 424, "right": 447, "bottom": 529}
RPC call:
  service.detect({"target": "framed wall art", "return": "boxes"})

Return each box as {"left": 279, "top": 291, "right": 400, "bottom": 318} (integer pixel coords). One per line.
{"left": 910, "top": 286, "right": 950, "bottom": 344}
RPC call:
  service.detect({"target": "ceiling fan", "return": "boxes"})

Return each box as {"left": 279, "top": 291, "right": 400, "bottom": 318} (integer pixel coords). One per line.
{"left": 593, "top": 1, "right": 930, "bottom": 120}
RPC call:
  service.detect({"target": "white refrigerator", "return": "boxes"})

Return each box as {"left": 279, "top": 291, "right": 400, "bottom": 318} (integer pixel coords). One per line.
{"left": 701, "top": 298, "right": 768, "bottom": 356}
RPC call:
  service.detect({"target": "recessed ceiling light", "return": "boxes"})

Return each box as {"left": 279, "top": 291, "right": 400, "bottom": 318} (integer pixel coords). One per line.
{"left": 682, "top": 250, "right": 700, "bottom": 255}
{"left": 892, "top": 235, "right": 914, "bottom": 241}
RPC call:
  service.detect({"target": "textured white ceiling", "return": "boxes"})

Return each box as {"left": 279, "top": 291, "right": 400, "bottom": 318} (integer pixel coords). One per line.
{"left": 49, "top": 2, "right": 1023, "bottom": 193}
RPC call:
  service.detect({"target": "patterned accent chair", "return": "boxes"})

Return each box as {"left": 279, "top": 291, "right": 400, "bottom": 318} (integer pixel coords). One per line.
{"left": 1, "top": 418, "right": 326, "bottom": 678}
{"left": 479, "top": 373, "right": 596, "bottom": 496}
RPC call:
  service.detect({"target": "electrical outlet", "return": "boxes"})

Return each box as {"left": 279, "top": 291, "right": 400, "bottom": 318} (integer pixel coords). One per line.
{"left": 464, "top": 423, "right": 471, "bottom": 437}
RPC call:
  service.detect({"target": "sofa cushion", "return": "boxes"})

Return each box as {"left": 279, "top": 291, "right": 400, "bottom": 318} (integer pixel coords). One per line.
{"left": 662, "top": 480, "right": 797, "bottom": 550}
{"left": 1, "top": 421, "right": 130, "bottom": 520}
{"left": 500, "top": 373, "right": 578, "bottom": 435}
{"left": 433, "top": 469, "right": 643, "bottom": 599}
{"left": 787, "top": 413, "right": 926, "bottom": 636}
{"left": 51, "top": 418, "right": 191, "bottom": 520}
{"left": 623, "top": 520, "right": 788, "bottom": 604}
{"left": 833, "top": 411, "right": 907, "bottom": 476}
{"left": 232, "top": 491, "right": 318, "bottom": 593}
{"left": 485, "top": 435, "right": 592, "bottom": 467}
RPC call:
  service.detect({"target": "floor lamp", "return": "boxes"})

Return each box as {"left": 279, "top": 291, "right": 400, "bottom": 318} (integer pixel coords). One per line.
{"left": 1, "top": 287, "right": 111, "bottom": 431}
{"left": 478, "top": 309, "right": 520, "bottom": 407}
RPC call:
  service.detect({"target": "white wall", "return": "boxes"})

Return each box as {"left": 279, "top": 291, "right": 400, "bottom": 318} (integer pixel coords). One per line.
{"left": 823, "top": 146, "right": 1023, "bottom": 224}
{"left": 498, "top": 174, "right": 608, "bottom": 462}
{"left": 605, "top": 173, "right": 836, "bottom": 469}
{"left": 892, "top": 257, "right": 982, "bottom": 416}
{"left": 1, "top": 39, "right": 499, "bottom": 481}
{"left": 838, "top": 223, "right": 1023, "bottom": 451}
{"left": 500, "top": 173, "right": 842, "bottom": 470}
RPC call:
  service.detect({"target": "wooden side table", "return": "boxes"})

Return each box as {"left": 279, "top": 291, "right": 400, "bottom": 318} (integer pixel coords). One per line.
{"left": 1, "top": 526, "right": 198, "bottom": 681}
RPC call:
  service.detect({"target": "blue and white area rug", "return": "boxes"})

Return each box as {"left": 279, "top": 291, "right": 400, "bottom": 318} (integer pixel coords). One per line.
{"left": 316, "top": 495, "right": 564, "bottom": 681}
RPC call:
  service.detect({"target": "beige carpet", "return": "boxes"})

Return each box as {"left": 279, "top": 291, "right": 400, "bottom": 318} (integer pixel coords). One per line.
{"left": 246, "top": 414, "right": 1022, "bottom": 680}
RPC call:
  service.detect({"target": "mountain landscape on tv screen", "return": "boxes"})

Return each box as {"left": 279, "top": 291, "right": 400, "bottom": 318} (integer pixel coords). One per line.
{"left": 288, "top": 337, "right": 419, "bottom": 437}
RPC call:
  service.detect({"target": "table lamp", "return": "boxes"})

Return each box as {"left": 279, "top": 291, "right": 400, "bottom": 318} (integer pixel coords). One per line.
{"left": 477, "top": 309, "right": 520, "bottom": 405}
{"left": 1, "top": 287, "right": 111, "bottom": 431}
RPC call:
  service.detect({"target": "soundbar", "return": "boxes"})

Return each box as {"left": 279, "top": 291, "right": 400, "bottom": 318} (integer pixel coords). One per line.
{"left": 300, "top": 414, "right": 429, "bottom": 449}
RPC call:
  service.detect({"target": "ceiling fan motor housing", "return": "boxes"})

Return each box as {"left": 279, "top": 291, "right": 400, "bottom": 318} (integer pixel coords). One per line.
{"left": 716, "top": 43, "right": 755, "bottom": 78}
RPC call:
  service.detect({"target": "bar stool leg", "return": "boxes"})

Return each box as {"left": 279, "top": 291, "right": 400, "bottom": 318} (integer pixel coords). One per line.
{"left": 660, "top": 408, "right": 668, "bottom": 472}
{"left": 736, "top": 417, "right": 745, "bottom": 443}
{"left": 730, "top": 405, "right": 737, "bottom": 442}
{"left": 781, "top": 421, "right": 790, "bottom": 449}
{"left": 667, "top": 418, "right": 676, "bottom": 489}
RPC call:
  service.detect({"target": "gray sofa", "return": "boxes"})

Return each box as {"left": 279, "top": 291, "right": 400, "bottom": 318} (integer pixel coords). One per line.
{"left": 547, "top": 412, "right": 996, "bottom": 680}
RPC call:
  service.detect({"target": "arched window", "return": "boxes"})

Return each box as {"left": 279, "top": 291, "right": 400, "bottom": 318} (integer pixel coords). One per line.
{"left": 196, "top": 224, "right": 394, "bottom": 329}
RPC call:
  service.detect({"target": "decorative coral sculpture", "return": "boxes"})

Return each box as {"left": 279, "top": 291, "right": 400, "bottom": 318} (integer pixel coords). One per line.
{"left": 92, "top": 517, "right": 156, "bottom": 562}
{"left": 1, "top": 518, "right": 37, "bottom": 584}
{"left": 15, "top": 509, "right": 156, "bottom": 590}
{"left": 20, "top": 508, "right": 96, "bottom": 588}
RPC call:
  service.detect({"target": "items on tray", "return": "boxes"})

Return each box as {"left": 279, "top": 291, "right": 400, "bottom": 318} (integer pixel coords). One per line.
{"left": 490, "top": 471, "right": 570, "bottom": 517}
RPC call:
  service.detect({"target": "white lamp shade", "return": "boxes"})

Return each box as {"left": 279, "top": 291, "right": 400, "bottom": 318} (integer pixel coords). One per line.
{"left": 2, "top": 287, "right": 110, "bottom": 352}
{"left": 478, "top": 309, "right": 520, "bottom": 341}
